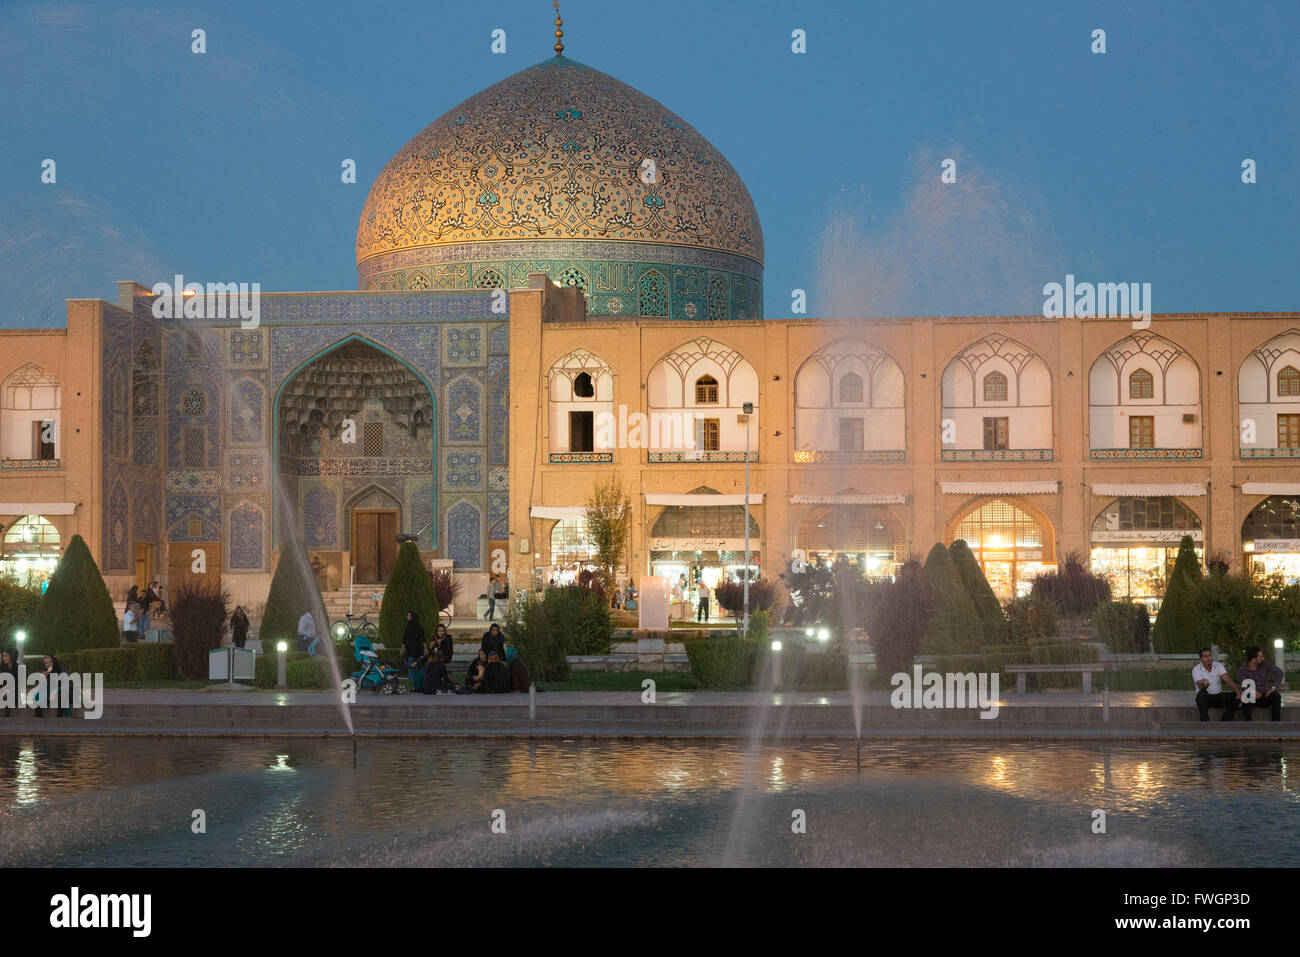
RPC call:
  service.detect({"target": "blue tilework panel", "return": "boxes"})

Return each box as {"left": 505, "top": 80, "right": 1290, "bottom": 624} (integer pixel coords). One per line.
{"left": 445, "top": 499, "right": 483, "bottom": 570}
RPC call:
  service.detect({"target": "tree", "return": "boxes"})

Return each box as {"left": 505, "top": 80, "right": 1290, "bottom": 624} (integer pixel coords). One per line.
{"left": 171, "top": 577, "right": 231, "bottom": 679}
{"left": 1151, "top": 535, "right": 1202, "bottom": 653}
{"left": 1195, "top": 567, "right": 1278, "bottom": 666}
{"left": 1029, "top": 551, "right": 1111, "bottom": 635}
{"left": 867, "top": 559, "right": 933, "bottom": 677}
{"left": 0, "top": 579, "right": 42, "bottom": 647}
{"left": 377, "top": 540, "right": 439, "bottom": 649}
{"left": 920, "top": 543, "right": 984, "bottom": 655}
{"left": 949, "top": 539, "right": 1008, "bottom": 643}
{"left": 260, "top": 535, "right": 326, "bottom": 647}
{"left": 584, "top": 475, "right": 632, "bottom": 593}
{"left": 28, "top": 534, "right": 119, "bottom": 655}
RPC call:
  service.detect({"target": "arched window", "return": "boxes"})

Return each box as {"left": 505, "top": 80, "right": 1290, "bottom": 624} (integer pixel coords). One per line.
{"left": 573, "top": 372, "right": 594, "bottom": 398}
{"left": 695, "top": 375, "right": 719, "bottom": 404}
{"left": 983, "top": 371, "right": 1008, "bottom": 401}
{"left": 1278, "top": 366, "right": 1300, "bottom": 398}
{"left": 132, "top": 341, "right": 158, "bottom": 418}
{"left": 838, "top": 372, "right": 864, "bottom": 404}
{"left": 1129, "top": 368, "right": 1154, "bottom": 399}
{"left": 3, "top": 514, "right": 60, "bottom": 556}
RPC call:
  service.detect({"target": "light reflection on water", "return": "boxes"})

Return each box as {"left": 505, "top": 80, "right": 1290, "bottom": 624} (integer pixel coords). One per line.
{"left": 0, "top": 737, "right": 1296, "bottom": 867}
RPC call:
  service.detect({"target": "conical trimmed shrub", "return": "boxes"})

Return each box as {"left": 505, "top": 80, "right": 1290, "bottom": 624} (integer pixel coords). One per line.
{"left": 920, "top": 542, "right": 984, "bottom": 655}
{"left": 949, "top": 539, "right": 1008, "bottom": 644}
{"left": 260, "top": 536, "right": 325, "bottom": 647}
{"left": 377, "top": 540, "right": 439, "bottom": 649}
{"left": 28, "top": 534, "right": 120, "bottom": 655}
{"left": 1152, "top": 535, "right": 1203, "bottom": 653}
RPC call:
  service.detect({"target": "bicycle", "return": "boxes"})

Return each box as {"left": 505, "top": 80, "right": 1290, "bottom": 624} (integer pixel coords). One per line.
{"left": 330, "top": 611, "right": 377, "bottom": 642}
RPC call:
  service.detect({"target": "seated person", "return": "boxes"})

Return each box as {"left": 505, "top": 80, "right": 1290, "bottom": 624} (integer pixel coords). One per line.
{"left": 1237, "top": 646, "right": 1285, "bottom": 721}
{"left": 1192, "top": 647, "right": 1239, "bottom": 721}
{"left": 420, "top": 624, "right": 459, "bottom": 695}
{"left": 481, "top": 623, "right": 507, "bottom": 661}
{"left": 465, "top": 649, "right": 488, "bottom": 694}
{"left": 507, "top": 644, "right": 531, "bottom": 693}
{"left": 485, "top": 646, "right": 509, "bottom": 694}
{"left": 297, "top": 611, "right": 320, "bottom": 656}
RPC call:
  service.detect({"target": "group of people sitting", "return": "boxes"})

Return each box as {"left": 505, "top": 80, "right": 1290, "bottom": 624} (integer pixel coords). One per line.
{"left": 400, "top": 616, "right": 530, "bottom": 695}
{"left": 0, "top": 650, "right": 72, "bottom": 717}
{"left": 121, "top": 580, "right": 166, "bottom": 643}
{"left": 1194, "top": 645, "right": 1285, "bottom": 721}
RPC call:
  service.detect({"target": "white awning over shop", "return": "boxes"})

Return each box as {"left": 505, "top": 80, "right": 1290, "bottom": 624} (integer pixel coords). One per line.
{"left": 645, "top": 493, "right": 764, "bottom": 506}
{"left": 939, "top": 482, "right": 1057, "bottom": 495}
{"left": 1090, "top": 483, "right": 1206, "bottom": 497}
{"left": 529, "top": 506, "right": 588, "bottom": 521}
{"left": 790, "top": 493, "right": 907, "bottom": 505}
{"left": 1242, "top": 483, "right": 1300, "bottom": 497}
{"left": 0, "top": 503, "right": 77, "bottom": 515}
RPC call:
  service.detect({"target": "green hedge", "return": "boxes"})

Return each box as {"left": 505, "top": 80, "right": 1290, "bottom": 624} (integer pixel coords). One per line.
{"left": 684, "top": 635, "right": 748, "bottom": 688}
{"left": 61, "top": 644, "right": 179, "bottom": 681}
{"left": 1091, "top": 601, "right": 1146, "bottom": 653}
{"left": 0, "top": 579, "right": 41, "bottom": 646}
{"left": 28, "top": 534, "right": 119, "bottom": 655}
{"left": 1028, "top": 639, "right": 1101, "bottom": 689}
{"left": 794, "top": 652, "right": 847, "bottom": 690}
{"left": 286, "top": 657, "right": 334, "bottom": 689}
{"left": 1002, "top": 595, "right": 1059, "bottom": 644}
{"left": 980, "top": 644, "right": 1035, "bottom": 683}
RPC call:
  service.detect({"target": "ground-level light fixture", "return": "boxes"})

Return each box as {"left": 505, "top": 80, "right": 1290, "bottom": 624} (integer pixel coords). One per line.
{"left": 15, "top": 630, "right": 26, "bottom": 645}
{"left": 276, "top": 641, "right": 288, "bottom": 690}
{"left": 817, "top": 628, "right": 830, "bottom": 643}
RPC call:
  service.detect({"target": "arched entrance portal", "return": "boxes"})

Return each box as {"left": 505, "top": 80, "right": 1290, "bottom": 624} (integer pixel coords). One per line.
{"left": 796, "top": 505, "right": 900, "bottom": 579}
{"left": 947, "top": 498, "right": 1053, "bottom": 599}
{"left": 1242, "top": 495, "right": 1300, "bottom": 583}
{"left": 275, "top": 337, "right": 435, "bottom": 584}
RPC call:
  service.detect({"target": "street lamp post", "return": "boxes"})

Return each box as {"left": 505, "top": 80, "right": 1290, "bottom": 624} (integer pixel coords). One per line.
{"left": 742, "top": 401, "right": 754, "bottom": 639}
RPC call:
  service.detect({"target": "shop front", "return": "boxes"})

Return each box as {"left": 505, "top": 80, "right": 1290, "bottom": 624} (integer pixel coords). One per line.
{"left": 0, "top": 512, "right": 63, "bottom": 587}
{"left": 792, "top": 493, "right": 905, "bottom": 580}
{"left": 1241, "top": 487, "right": 1300, "bottom": 584}
{"left": 948, "top": 498, "right": 1052, "bottom": 599}
{"left": 647, "top": 491, "right": 761, "bottom": 617}
{"left": 1089, "top": 490, "right": 1204, "bottom": 608}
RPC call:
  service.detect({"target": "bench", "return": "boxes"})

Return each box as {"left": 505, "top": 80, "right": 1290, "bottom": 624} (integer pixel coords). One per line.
{"left": 1005, "top": 663, "right": 1110, "bottom": 694}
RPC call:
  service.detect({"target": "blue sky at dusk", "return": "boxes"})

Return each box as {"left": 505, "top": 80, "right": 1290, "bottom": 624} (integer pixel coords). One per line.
{"left": 1, "top": 0, "right": 1296, "bottom": 327}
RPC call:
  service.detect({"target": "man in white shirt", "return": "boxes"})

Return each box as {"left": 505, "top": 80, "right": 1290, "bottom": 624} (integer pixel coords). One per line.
{"left": 298, "top": 611, "right": 319, "bottom": 657}
{"left": 1193, "top": 647, "right": 1241, "bottom": 721}
{"left": 696, "top": 580, "right": 711, "bottom": 623}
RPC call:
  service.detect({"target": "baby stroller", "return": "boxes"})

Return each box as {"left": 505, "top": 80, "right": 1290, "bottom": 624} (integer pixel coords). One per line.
{"left": 349, "top": 635, "right": 407, "bottom": 695}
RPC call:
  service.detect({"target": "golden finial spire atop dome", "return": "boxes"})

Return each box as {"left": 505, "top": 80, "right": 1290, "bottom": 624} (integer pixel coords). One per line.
{"left": 553, "top": 0, "right": 564, "bottom": 55}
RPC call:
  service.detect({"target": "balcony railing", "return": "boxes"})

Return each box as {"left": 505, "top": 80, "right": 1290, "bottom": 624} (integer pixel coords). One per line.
{"left": 549, "top": 452, "right": 614, "bottom": 464}
{"left": 942, "top": 448, "right": 1054, "bottom": 462}
{"left": 1090, "top": 448, "right": 1203, "bottom": 460}
{"left": 1241, "top": 447, "right": 1300, "bottom": 458}
{"left": 647, "top": 450, "right": 758, "bottom": 463}
{"left": 0, "top": 458, "right": 61, "bottom": 470}
{"left": 794, "top": 449, "right": 905, "bottom": 464}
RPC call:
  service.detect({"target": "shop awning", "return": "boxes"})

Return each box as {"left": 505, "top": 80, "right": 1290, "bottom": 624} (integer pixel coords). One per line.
{"left": 0, "top": 503, "right": 77, "bottom": 515}
{"left": 791, "top": 493, "right": 907, "bottom": 505}
{"left": 645, "top": 493, "right": 764, "bottom": 506}
{"left": 529, "top": 506, "right": 587, "bottom": 521}
{"left": 1242, "top": 483, "right": 1300, "bottom": 497}
{"left": 939, "top": 482, "right": 1057, "bottom": 495}
{"left": 1091, "top": 483, "right": 1205, "bottom": 497}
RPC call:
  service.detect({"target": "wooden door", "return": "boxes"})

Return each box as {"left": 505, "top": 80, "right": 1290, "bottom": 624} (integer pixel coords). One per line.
{"left": 167, "top": 542, "right": 221, "bottom": 590}
{"left": 353, "top": 510, "right": 399, "bottom": 583}
{"left": 135, "top": 543, "right": 152, "bottom": 590}
{"left": 377, "top": 511, "right": 397, "bottom": 581}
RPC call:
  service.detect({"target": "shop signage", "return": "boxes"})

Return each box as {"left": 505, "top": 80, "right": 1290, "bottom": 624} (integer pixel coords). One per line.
{"left": 1247, "top": 539, "right": 1300, "bottom": 553}
{"left": 1091, "top": 530, "right": 1203, "bottom": 544}
{"left": 650, "top": 537, "right": 755, "bottom": 552}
